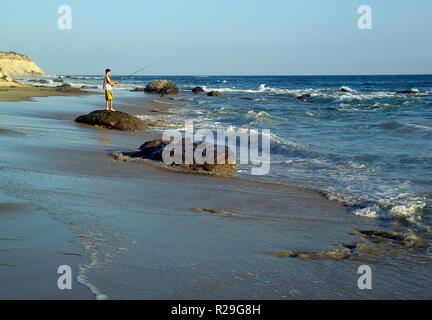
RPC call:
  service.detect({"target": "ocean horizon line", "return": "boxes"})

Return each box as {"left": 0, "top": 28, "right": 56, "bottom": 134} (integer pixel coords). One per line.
{"left": 40, "top": 73, "right": 432, "bottom": 77}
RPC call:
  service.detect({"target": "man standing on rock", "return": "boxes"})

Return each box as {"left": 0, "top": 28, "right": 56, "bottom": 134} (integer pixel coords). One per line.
{"left": 103, "top": 69, "right": 120, "bottom": 111}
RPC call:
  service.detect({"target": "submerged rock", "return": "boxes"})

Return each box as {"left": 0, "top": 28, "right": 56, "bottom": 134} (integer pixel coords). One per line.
{"left": 29, "top": 79, "right": 49, "bottom": 84}
{"left": 274, "top": 228, "right": 430, "bottom": 262}
{"left": 396, "top": 89, "right": 420, "bottom": 94}
{"left": 274, "top": 248, "right": 352, "bottom": 260}
{"left": 401, "top": 231, "right": 428, "bottom": 248}
{"left": 75, "top": 110, "right": 148, "bottom": 131}
{"left": 114, "top": 138, "right": 237, "bottom": 176}
{"left": 192, "top": 208, "right": 235, "bottom": 216}
{"left": 340, "top": 86, "right": 352, "bottom": 92}
{"left": 131, "top": 87, "right": 145, "bottom": 92}
{"left": 56, "top": 83, "right": 81, "bottom": 93}
{"left": 357, "top": 229, "right": 404, "bottom": 241}
{"left": 356, "top": 229, "right": 429, "bottom": 248}
{"left": 56, "top": 83, "right": 71, "bottom": 88}
{"left": 192, "top": 86, "right": 204, "bottom": 94}
{"left": 207, "top": 91, "right": 222, "bottom": 97}
{"left": 298, "top": 94, "right": 311, "bottom": 99}
{"left": 144, "top": 80, "right": 179, "bottom": 95}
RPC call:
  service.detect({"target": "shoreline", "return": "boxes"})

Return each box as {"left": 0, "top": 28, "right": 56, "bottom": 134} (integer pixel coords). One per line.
{"left": 1, "top": 88, "right": 430, "bottom": 299}
{"left": 0, "top": 85, "right": 98, "bottom": 102}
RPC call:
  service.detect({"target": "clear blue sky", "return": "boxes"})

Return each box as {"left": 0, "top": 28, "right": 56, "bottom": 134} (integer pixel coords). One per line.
{"left": 1, "top": 0, "right": 431, "bottom": 75}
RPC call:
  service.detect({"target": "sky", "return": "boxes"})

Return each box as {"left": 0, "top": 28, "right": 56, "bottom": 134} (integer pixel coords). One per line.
{"left": 1, "top": 0, "right": 431, "bottom": 75}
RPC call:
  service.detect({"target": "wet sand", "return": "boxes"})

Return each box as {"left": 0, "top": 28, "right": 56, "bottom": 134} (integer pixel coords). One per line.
{"left": 0, "top": 198, "right": 93, "bottom": 299}
{"left": 0, "top": 85, "right": 98, "bottom": 102}
{"left": 0, "top": 91, "right": 431, "bottom": 299}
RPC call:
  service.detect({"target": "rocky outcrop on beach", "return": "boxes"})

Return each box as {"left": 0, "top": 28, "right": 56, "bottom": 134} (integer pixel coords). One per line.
{"left": 144, "top": 80, "right": 179, "bottom": 95}
{"left": 0, "top": 51, "right": 45, "bottom": 76}
{"left": 0, "top": 66, "right": 13, "bottom": 82}
{"left": 273, "top": 229, "right": 429, "bottom": 262}
{"left": 207, "top": 91, "right": 222, "bottom": 97}
{"left": 75, "top": 110, "right": 148, "bottom": 131}
{"left": 112, "top": 138, "right": 237, "bottom": 176}
{"left": 0, "top": 66, "right": 24, "bottom": 87}
{"left": 192, "top": 86, "right": 204, "bottom": 94}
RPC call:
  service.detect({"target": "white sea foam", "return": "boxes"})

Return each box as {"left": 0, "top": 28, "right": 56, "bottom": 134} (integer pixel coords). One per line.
{"left": 201, "top": 84, "right": 301, "bottom": 95}
{"left": 199, "top": 84, "right": 402, "bottom": 104}
{"left": 342, "top": 193, "right": 428, "bottom": 224}
{"left": 245, "top": 110, "right": 275, "bottom": 120}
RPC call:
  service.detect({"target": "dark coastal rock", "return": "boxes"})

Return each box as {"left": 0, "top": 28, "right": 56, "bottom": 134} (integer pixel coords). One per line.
{"left": 207, "top": 91, "right": 222, "bottom": 97}
{"left": 53, "top": 78, "right": 64, "bottom": 83}
{"left": 131, "top": 87, "right": 145, "bottom": 92}
{"left": 56, "top": 83, "right": 81, "bottom": 93}
{"left": 274, "top": 228, "right": 430, "bottom": 262}
{"left": 396, "top": 89, "right": 420, "bottom": 94}
{"left": 144, "top": 80, "right": 179, "bottom": 95}
{"left": 113, "top": 138, "right": 237, "bottom": 176}
{"left": 56, "top": 83, "right": 72, "bottom": 88}
{"left": 274, "top": 248, "right": 352, "bottom": 260}
{"left": 75, "top": 110, "right": 148, "bottom": 131}
{"left": 192, "top": 86, "right": 204, "bottom": 94}
{"left": 356, "top": 229, "right": 428, "bottom": 248}
{"left": 357, "top": 229, "right": 403, "bottom": 241}
{"left": 65, "top": 75, "right": 72, "bottom": 79}
{"left": 29, "top": 79, "right": 49, "bottom": 84}
{"left": 340, "top": 86, "right": 352, "bottom": 93}
{"left": 298, "top": 94, "right": 311, "bottom": 99}
{"left": 400, "top": 230, "right": 428, "bottom": 248}
{"left": 192, "top": 208, "right": 236, "bottom": 217}
{"left": 169, "top": 97, "right": 191, "bottom": 101}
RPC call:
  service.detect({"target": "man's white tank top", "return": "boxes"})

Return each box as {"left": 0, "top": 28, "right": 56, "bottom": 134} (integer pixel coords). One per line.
{"left": 103, "top": 76, "right": 112, "bottom": 91}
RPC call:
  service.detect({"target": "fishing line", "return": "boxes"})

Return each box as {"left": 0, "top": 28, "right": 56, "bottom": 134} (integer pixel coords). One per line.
{"left": 119, "top": 63, "right": 156, "bottom": 82}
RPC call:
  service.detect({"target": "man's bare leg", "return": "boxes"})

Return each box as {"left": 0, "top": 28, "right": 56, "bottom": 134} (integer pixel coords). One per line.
{"left": 109, "top": 100, "right": 116, "bottom": 112}
{"left": 106, "top": 100, "right": 109, "bottom": 111}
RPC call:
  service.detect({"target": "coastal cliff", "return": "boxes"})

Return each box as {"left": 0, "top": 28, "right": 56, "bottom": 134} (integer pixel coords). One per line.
{"left": 0, "top": 66, "right": 12, "bottom": 82}
{"left": 0, "top": 51, "right": 45, "bottom": 76}
{"left": 0, "top": 66, "right": 19, "bottom": 87}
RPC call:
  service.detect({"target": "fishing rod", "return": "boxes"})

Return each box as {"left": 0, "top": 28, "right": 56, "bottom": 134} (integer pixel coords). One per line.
{"left": 119, "top": 63, "right": 156, "bottom": 82}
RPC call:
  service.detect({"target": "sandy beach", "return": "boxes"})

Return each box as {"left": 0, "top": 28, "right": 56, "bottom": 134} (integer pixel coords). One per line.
{"left": 1, "top": 85, "right": 431, "bottom": 300}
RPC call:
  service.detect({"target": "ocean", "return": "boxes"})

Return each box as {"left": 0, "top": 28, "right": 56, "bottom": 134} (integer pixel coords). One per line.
{"left": 20, "top": 74, "right": 432, "bottom": 231}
